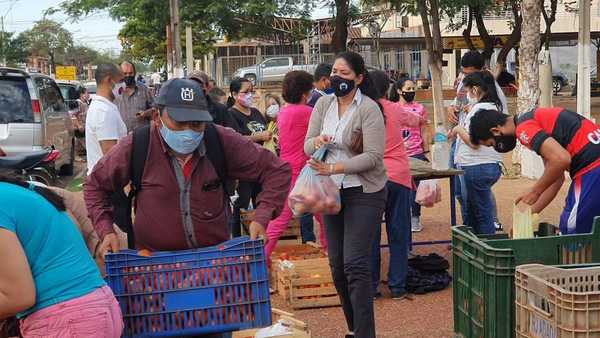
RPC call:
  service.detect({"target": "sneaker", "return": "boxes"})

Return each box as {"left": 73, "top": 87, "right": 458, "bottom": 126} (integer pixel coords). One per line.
{"left": 391, "top": 290, "right": 408, "bottom": 300}
{"left": 411, "top": 216, "right": 423, "bottom": 232}
{"left": 494, "top": 221, "right": 504, "bottom": 232}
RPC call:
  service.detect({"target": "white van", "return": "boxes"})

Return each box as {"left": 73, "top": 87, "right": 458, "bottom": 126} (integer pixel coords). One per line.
{"left": 0, "top": 68, "right": 75, "bottom": 175}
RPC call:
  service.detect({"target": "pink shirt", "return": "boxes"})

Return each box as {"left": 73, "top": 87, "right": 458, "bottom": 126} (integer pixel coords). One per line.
{"left": 380, "top": 99, "right": 422, "bottom": 189}
{"left": 277, "top": 104, "right": 312, "bottom": 176}
{"left": 399, "top": 102, "right": 428, "bottom": 157}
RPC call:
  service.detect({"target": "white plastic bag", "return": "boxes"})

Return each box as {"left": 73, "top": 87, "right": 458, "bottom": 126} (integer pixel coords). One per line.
{"left": 512, "top": 204, "right": 537, "bottom": 239}
{"left": 415, "top": 179, "right": 442, "bottom": 207}
{"left": 255, "top": 321, "right": 294, "bottom": 338}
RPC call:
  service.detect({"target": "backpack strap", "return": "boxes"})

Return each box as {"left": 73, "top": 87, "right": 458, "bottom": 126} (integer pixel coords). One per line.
{"left": 204, "top": 123, "right": 227, "bottom": 185}
{"left": 131, "top": 125, "right": 151, "bottom": 194}
{"left": 124, "top": 124, "right": 151, "bottom": 248}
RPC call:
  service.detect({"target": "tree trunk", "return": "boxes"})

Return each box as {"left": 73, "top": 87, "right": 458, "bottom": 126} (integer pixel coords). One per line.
{"left": 418, "top": 0, "right": 445, "bottom": 128}
{"left": 597, "top": 45, "right": 600, "bottom": 82}
{"left": 332, "top": 0, "right": 349, "bottom": 54}
{"left": 541, "top": 0, "right": 557, "bottom": 50}
{"left": 472, "top": 5, "right": 495, "bottom": 66}
{"left": 514, "top": 0, "right": 541, "bottom": 170}
{"left": 462, "top": 7, "right": 476, "bottom": 51}
{"left": 495, "top": 0, "right": 521, "bottom": 76}
{"left": 49, "top": 52, "right": 56, "bottom": 75}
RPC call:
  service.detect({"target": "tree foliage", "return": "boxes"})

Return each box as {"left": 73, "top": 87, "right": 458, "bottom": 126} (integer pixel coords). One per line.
{"left": 0, "top": 31, "right": 29, "bottom": 66}
{"left": 19, "top": 19, "right": 74, "bottom": 72}
{"left": 50, "top": 0, "right": 315, "bottom": 67}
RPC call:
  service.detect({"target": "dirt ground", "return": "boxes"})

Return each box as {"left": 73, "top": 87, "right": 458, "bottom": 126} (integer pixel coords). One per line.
{"left": 270, "top": 176, "right": 570, "bottom": 338}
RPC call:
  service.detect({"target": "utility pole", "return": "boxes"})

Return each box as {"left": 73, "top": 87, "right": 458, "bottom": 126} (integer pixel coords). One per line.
{"left": 169, "top": 0, "right": 183, "bottom": 78}
{"left": 185, "top": 25, "right": 193, "bottom": 73}
{"left": 576, "top": 0, "right": 591, "bottom": 119}
{"left": 166, "top": 24, "right": 173, "bottom": 79}
{"left": 1, "top": 16, "right": 6, "bottom": 66}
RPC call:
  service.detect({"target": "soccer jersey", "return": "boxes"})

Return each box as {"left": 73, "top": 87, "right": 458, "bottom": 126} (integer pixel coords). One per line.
{"left": 516, "top": 108, "right": 600, "bottom": 178}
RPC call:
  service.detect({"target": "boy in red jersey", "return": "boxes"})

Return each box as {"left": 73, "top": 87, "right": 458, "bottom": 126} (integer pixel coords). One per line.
{"left": 469, "top": 108, "right": 600, "bottom": 234}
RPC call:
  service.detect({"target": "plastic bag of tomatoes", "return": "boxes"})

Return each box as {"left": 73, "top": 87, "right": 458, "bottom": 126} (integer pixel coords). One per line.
{"left": 288, "top": 145, "right": 341, "bottom": 217}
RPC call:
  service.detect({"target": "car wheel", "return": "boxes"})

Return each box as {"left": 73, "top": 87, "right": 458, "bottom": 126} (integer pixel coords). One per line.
{"left": 553, "top": 78, "right": 563, "bottom": 93}
{"left": 59, "top": 138, "right": 75, "bottom": 176}
{"left": 245, "top": 74, "right": 257, "bottom": 85}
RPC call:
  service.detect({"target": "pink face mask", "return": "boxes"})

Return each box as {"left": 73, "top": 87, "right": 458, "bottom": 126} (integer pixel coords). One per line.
{"left": 238, "top": 93, "right": 253, "bottom": 108}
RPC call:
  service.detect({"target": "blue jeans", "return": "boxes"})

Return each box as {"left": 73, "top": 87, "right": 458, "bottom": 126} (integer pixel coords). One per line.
{"left": 410, "top": 153, "right": 429, "bottom": 217}
{"left": 300, "top": 214, "right": 316, "bottom": 242}
{"left": 372, "top": 181, "right": 411, "bottom": 294}
{"left": 463, "top": 163, "right": 502, "bottom": 235}
{"left": 455, "top": 166, "right": 470, "bottom": 226}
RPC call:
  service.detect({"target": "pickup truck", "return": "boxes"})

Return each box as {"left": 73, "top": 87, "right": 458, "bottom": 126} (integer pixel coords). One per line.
{"left": 233, "top": 57, "right": 318, "bottom": 83}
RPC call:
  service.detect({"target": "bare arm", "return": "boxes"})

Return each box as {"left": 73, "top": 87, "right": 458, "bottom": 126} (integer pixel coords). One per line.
{"left": 531, "top": 173, "right": 565, "bottom": 214}
{"left": 454, "top": 126, "right": 478, "bottom": 149}
{"left": 0, "top": 229, "right": 35, "bottom": 319}
{"left": 99, "top": 140, "right": 118, "bottom": 155}
{"left": 517, "top": 138, "right": 571, "bottom": 206}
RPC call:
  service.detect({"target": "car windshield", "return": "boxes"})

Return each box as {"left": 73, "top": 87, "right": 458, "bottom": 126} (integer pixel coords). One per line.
{"left": 85, "top": 84, "right": 96, "bottom": 94}
{"left": 58, "top": 84, "right": 73, "bottom": 100}
{"left": 0, "top": 76, "right": 33, "bottom": 124}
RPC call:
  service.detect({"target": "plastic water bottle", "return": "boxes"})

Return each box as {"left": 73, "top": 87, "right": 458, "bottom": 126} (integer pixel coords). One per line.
{"left": 432, "top": 126, "right": 450, "bottom": 171}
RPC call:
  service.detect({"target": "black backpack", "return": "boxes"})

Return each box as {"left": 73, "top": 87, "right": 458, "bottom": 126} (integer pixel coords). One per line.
{"left": 111, "top": 123, "right": 228, "bottom": 248}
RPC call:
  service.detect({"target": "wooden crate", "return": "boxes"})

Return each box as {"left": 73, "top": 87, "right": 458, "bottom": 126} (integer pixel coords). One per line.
{"left": 277, "top": 258, "right": 340, "bottom": 309}
{"left": 289, "top": 275, "right": 339, "bottom": 310}
{"left": 270, "top": 243, "right": 326, "bottom": 293}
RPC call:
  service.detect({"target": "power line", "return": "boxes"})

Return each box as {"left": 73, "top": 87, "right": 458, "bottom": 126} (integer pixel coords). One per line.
{"left": 3, "top": 0, "right": 18, "bottom": 17}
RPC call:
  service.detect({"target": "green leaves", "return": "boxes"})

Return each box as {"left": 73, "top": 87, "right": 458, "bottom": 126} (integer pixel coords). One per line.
{"left": 0, "top": 31, "right": 29, "bottom": 66}
{"left": 54, "top": 0, "right": 316, "bottom": 66}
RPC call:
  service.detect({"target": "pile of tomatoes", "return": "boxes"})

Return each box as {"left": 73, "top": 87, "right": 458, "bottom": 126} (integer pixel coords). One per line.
{"left": 119, "top": 253, "right": 261, "bottom": 334}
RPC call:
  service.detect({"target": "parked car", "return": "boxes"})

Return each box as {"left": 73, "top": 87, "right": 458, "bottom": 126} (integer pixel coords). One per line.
{"left": 233, "top": 57, "right": 318, "bottom": 83}
{"left": 57, "top": 80, "right": 84, "bottom": 116}
{"left": 83, "top": 81, "right": 97, "bottom": 95}
{"left": 552, "top": 71, "right": 569, "bottom": 93}
{"left": 0, "top": 67, "right": 75, "bottom": 176}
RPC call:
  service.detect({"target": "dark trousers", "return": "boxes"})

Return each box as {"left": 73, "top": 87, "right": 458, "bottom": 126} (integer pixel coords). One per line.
{"left": 324, "top": 187, "right": 386, "bottom": 338}
{"left": 300, "top": 213, "right": 316, "bottom": 242}
{"left": 372, "top": 181, "right": 411, "bottom": 294}
{"left": 410, "top": 153, "right": 429, "bottom": 217}
{"left": 232, "top": 181, "right": 261, "bottom": 237}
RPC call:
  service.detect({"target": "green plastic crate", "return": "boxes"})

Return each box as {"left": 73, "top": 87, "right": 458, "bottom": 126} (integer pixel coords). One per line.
{"left": 452, "top": 218, "right": 600, "bottom": 338}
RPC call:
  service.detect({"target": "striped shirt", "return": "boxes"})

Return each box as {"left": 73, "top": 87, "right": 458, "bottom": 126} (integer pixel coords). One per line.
{"left": 516, "top": 108, "right": 600, "bottom": 178}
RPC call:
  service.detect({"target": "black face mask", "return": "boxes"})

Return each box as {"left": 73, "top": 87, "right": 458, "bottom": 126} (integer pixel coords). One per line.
{"left": 401, "top": 91, "right": 415, "bottom": 103}
{"left": 494, "top": 135, "right": 517, "bottom": 153}
{"left": 330, "top": 76, "right": 356, "bottom": 97}
{"left": 124, "top": 76, "right": 136, "bottom": 87}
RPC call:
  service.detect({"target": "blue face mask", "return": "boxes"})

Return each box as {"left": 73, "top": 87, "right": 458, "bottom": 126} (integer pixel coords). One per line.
{"left": 159, "top": 117, "right": 204, "bottom": 154}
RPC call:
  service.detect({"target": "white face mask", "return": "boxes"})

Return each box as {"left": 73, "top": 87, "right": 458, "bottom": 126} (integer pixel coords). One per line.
{"left": 266, "top": 104, "right": 280, "bottom": 118}
{"left": 466, "top": 90, "right": 478, "bottom": 104}
{"left": 112, "top": 81, "right": 126, "bottom": 98}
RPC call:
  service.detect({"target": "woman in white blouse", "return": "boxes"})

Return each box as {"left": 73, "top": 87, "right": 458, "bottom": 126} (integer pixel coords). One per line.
{"left": 304, "top": 51, "right": 387, "bottom": 338}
